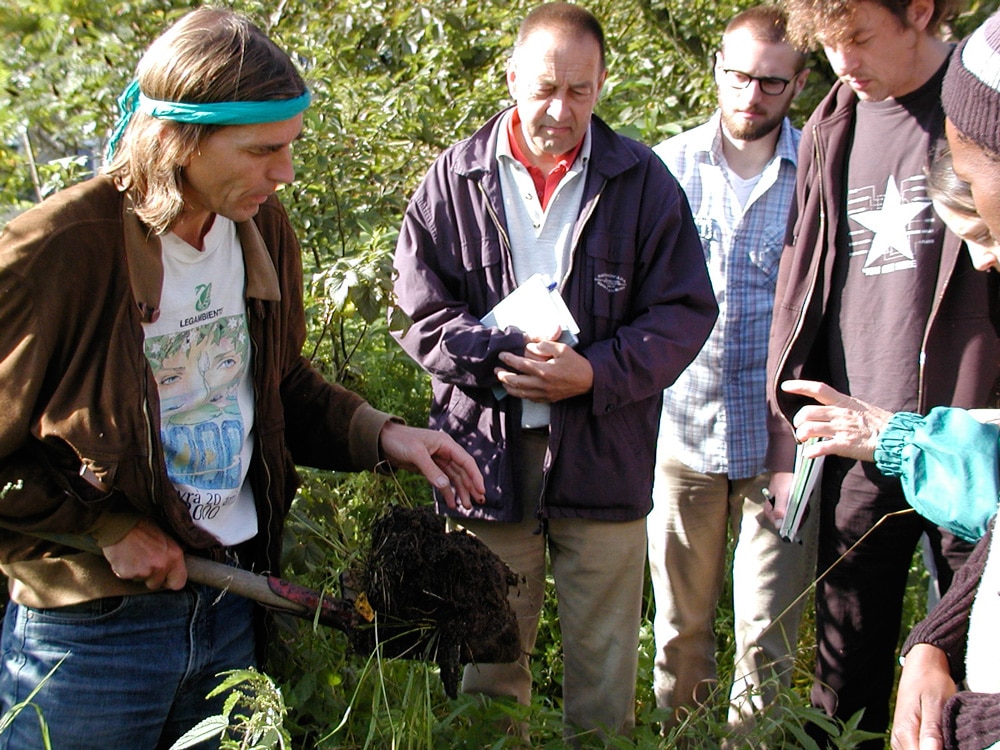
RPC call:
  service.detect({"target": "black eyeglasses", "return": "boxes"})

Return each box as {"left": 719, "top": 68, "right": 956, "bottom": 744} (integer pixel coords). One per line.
{"left": 720, "top": 68, "right": 795, "bottom": 96}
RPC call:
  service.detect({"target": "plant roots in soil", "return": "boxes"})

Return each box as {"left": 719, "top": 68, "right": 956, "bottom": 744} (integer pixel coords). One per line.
{"left": 344, "top": 505, "right": 522, "bottom": 698}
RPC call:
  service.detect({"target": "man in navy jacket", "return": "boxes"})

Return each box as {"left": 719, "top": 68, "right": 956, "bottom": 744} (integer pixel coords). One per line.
{"left": 392, "top": 2, "right": 717, "bottom": 741}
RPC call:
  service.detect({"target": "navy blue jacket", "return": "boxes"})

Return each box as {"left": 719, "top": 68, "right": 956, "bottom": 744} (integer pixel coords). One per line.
{"left": 392, "top": 109, "right": 717, "bottom": 522}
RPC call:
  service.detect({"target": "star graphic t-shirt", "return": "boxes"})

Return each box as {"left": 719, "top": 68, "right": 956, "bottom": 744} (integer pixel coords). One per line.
{"left": 825, "top": 61, "right": 947, "bottom": 424}
{"left": 142, "top": 217, "right": 258, "bottom": 545}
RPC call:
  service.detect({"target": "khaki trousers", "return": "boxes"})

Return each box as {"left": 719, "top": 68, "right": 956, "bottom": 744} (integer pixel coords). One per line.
{"left": 646, "top": 454, "right": 818, "bottom": 727}
{"left": 456, "top": 431, "right": 647, "bottom": 741}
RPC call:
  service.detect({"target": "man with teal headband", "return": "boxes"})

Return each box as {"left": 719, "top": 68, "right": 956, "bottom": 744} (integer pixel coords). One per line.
{"left": 0, "top": 8, "right": 485, "bottom": 749}
{"left": 105, "top": 79, "right": 313, "bottom": 157}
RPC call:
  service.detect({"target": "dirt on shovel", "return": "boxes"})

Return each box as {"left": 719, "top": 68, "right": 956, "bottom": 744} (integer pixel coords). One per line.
{"left": 343, "top": 505, "right": 522, "bottom": 698}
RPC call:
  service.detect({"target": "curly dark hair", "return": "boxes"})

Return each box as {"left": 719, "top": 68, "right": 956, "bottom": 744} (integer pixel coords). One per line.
{"left": 782, "top": 0, "right": 961, "bottom": 48}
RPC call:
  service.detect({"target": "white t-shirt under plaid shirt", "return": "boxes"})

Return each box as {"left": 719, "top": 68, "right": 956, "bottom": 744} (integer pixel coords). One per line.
{"left": 653, "top": 112, "right": 800, "bottom": 478}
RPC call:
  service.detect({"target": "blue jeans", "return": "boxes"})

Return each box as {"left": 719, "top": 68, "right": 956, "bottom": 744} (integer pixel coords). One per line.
{"left": 0, "top": 584, "right": 256, "bottom": 749}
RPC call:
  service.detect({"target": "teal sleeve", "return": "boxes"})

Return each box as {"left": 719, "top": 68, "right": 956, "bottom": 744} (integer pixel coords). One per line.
{"left": 873, "top": 407, "right": 1000, "bottom": 543}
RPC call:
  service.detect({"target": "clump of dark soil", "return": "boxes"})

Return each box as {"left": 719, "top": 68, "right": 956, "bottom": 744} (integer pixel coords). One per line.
{"left": 345, "top": 505, "right": 522, "bottom": 697}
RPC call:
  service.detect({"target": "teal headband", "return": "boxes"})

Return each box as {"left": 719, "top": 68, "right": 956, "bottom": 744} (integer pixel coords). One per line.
{"left": 105, "top": 78, "right": 311, "bottom": 159}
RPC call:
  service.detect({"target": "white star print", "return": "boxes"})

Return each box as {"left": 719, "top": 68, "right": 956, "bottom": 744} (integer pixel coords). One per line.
{"left": 850, "top": 176, "right": 931, "bottom": 271}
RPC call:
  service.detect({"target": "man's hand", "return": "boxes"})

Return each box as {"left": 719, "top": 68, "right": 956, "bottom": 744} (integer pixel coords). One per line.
{"left": 762, "top": 471, "right": 794, "bottom": 526}
{"left": 495, "top": 335, "right": 593, "bottom": 403}
{"left": 781, "top": 379, "right": 893, "bottom": 463}
{"left": 378, "top": 421, "right": 486, "bottom": 511}
{"left": 890, "top": 643, "right": 956, "bottom": 750}
{"left": 102, "top": 516, "right": 187, "bottom": 590}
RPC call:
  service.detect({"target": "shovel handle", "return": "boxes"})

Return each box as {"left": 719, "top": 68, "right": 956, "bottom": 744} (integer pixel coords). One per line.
{"left": 183, "top": 556, "right": 366, "bottom": 634}
{"left": 11, "top": 529, "right": 363, "bottom": 633}
{"left": 19, "top": 530, "right": 313, "bottom": 618}
{"left": 182, "top": 556, "right": 311, "bottom": 617}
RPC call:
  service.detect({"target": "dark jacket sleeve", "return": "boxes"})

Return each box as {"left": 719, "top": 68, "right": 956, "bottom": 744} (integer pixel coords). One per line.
{"left": 903, "top": 522, "right": 991, "bottom": 677}
{"left": 391, "top": 157, "right": 527, "bottom": 394}
{"left": 765, "top": 83, "right": 855, "bottom": 474}
{"left": 941, "top": 690, "right": 1000, "bottom": 750}
{"left": 764, "top": 111, "right": 816, "bottom": 474}
{"left": 0, "top": 198, "right": 131, "bottom": 543}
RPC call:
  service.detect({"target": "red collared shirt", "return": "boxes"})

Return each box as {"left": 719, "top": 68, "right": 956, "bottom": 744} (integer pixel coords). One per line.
{"left": 506, "top": 110, "right": 584, "bottom": 210}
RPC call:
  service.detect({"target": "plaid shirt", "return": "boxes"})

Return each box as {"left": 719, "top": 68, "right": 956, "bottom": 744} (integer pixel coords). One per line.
{"left": 653, "top": 112, "right": 799, "bottom": 478}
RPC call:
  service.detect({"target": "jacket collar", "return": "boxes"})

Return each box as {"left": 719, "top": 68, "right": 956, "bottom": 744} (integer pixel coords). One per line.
{"left": 450, "top": 106, "right": 639, "bottom": 184}
{"left": 122, "top": 191, "right": 281, "bottom": 324}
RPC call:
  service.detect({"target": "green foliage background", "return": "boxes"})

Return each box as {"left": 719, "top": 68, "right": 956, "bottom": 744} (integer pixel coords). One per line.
{"left": 2, "top": 0, "right": 999, "bottom": 747}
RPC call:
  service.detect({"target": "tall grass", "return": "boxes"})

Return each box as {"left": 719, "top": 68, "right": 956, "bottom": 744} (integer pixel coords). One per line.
{"left": 262, "top": 473, "right": 934, "bottom": 749}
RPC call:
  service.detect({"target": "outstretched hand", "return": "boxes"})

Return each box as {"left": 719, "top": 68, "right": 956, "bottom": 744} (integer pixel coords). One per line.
{"left": 378, "top": 421, "right": 486, "bottom": 511}
{"left": 781, "top": 379, "right": 894, "bottom": 463}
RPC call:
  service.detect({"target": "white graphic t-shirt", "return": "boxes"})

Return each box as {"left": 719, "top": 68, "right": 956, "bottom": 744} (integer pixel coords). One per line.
{"left": 142, "top": 217, "right": 258, "bottom": 545}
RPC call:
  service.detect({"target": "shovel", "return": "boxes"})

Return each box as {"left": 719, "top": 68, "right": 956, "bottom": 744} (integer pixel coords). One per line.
{"left": 7, "top": 505, "right": 522, "bottom": 698}
{"left": 16, "top": 530, "right": 372, "bottom": 634}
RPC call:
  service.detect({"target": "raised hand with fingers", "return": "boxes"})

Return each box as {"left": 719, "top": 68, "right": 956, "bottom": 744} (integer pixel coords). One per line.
{"left": 781, "top": 379, "right": 893, "bottom": 463}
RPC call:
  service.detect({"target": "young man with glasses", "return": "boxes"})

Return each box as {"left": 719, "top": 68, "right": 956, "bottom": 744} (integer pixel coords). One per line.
{"left": 647, "top": 5, "right": 809, "bottom": 733}
{"left": 765, "top": 0, "right": 1000, "bottom": 746}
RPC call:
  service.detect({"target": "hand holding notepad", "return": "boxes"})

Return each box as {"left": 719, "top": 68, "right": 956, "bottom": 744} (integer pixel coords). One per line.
{"left": 480, "top": 274, "right": 580, "bottom": 401}
{"left": 480, "top": 273, "right": 580, "bottom": 347}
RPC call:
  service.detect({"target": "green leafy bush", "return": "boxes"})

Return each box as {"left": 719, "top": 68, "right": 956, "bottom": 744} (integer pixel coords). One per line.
{"left": 3, "top": 1, "right": 998, "bottom": 747}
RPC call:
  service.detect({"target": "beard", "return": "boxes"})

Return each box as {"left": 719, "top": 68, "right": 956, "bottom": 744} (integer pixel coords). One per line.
{"left": 720, "top": 107, "right": 785, "bottom": 142}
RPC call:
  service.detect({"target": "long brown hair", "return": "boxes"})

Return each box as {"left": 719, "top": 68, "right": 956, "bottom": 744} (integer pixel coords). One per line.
{"left": 103, "top": 8, "right": 305, "bottom": 234}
